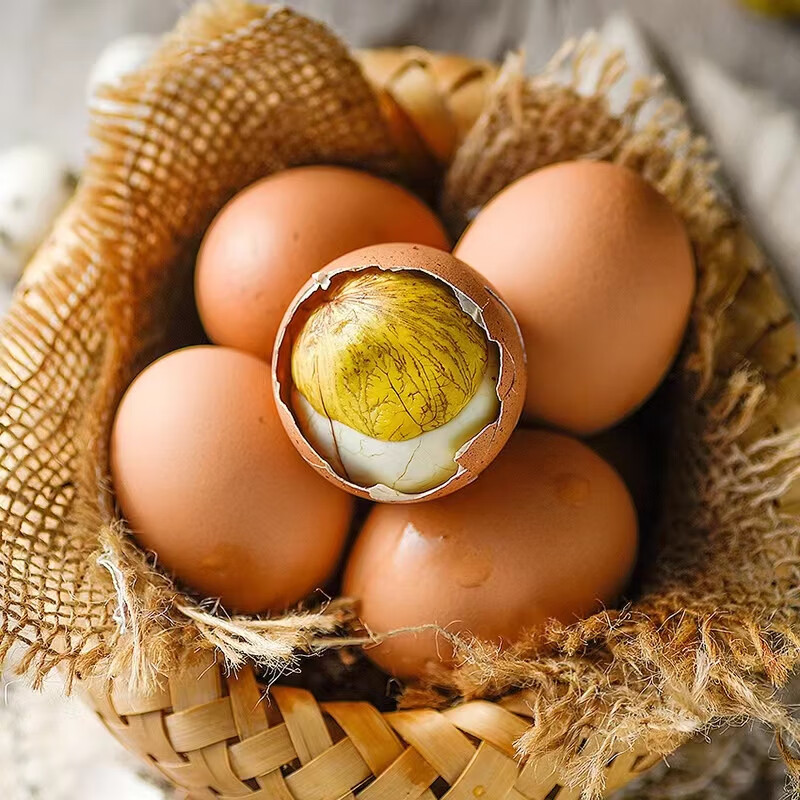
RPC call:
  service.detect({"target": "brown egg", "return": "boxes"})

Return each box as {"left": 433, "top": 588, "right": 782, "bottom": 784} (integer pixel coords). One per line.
{"left": 455, "top": 160, "right": 695, "bottom": 434}
{"left": 110, "top": 346, "right": 354, "bottom": 614}
{"left": 343, "top": 429, "right": 638, "bottom": 679}
{"left": 195, "top": 166, "right": 449, "bottom": 361}
{"left": 273, "top": 243, "right": 527, "bottom": 503}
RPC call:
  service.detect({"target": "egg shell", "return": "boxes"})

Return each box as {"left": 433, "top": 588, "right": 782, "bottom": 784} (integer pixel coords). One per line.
{"left": 454, "top": 160, "right": 696, "bottom": 434}
{"left": 110, "top": 345, "right": 354, "bottom": 614}
{"left": 272, "top": 242, "right": 527, "bottom": 503}
{"left": 343, "top": 429, "right": 639, "bottom": 680}
{"left": 195, "top": 166, "right": 449, "bottom": 362}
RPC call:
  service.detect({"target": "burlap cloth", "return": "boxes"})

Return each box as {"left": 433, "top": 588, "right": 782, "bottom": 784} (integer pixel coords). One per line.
{"left": 1, "top": 1, "right": 800, "bottom": 796}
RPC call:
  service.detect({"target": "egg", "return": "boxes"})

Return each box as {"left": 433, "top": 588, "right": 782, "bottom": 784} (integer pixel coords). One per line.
{"left": 273, "top": 243, "right": 526, "bottom": 502}
{"left": 195, "top": 166, "right": 449, "bottom": 361}
{"left": 110, "top": 346, "right": 354, "bottom": 614}
{"left": 343, "top": 429, "right": 638, "bottom": 679}
{"left": 455, "top": 160, "right": 695, "bottom": 434}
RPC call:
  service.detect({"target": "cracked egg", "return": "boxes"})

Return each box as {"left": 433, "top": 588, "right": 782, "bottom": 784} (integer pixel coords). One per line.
{"left": 273, "top": 243, "right": 526, "bottom": 502}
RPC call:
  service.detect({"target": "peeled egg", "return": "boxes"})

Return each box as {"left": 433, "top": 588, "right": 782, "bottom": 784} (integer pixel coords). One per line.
{"left": 343, "top": 429, "right": 638, "bottom": 679}
{"left": 273, "top": 243, "right": 526, "bottom": 502}
{"left": 195, "top": 166, "right": 449, "bottom": 361}
{"left": 455, "top": 160, "right": 696, "bottom": 434}
{"left": 110, "top": 346, "right": 354, "bottom": 614}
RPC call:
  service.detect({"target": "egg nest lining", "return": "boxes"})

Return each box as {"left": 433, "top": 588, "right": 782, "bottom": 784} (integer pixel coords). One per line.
{"left": 1, "top": 4, "right": 800, "bottom": 798}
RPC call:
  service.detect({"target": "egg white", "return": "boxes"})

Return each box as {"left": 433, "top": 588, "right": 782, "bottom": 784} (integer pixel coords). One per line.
{"left": 293, "top": 348, "right": 500, "bottom": 495}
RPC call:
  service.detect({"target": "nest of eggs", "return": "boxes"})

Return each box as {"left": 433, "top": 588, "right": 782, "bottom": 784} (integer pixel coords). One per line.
{"left": 2, "top": 2, "right": 800, "bottom": 795}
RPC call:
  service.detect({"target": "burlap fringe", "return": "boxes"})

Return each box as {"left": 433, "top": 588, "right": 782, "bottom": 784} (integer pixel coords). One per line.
{"left": 398, "top": 410, "right": 800, "bottom": 796}
{"left": 434, "top": 40, "right": 800, "bottom": 796}
{"left": 1, "top": 5, "right": 799, "bottom": 798}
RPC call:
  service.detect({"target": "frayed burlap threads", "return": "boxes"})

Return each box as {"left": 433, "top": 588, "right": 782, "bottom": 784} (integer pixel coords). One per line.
{"left": 0, "top": 1, "right": 402, "bottom": 692}
{"left": 433, "top": 40, "right": 800, "bottom": 795}
{"left": 1, "top": 3, "right": 800, "bottom": 798}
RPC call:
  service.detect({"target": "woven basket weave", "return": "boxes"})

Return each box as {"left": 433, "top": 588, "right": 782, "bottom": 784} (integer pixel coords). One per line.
{"left": 4, "top": 3, "right": 800, "bottom": 799}
{"left": 82, "top": 653, "right": 660, "bottom": 800}
{"left": 75, "top": 43, "right": 661, "bottom": 800}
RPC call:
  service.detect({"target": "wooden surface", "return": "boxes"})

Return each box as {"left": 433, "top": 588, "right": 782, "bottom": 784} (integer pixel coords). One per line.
{"left": 1, "top": 0, "right": 799, "bottom": 167}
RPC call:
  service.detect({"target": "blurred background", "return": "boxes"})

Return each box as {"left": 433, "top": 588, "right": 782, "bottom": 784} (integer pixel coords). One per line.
{"left": 0, "top": 2, "right": 799, "bottom": 799}
{"left": 1, "top": 0, "right": 799, "bottom": 166}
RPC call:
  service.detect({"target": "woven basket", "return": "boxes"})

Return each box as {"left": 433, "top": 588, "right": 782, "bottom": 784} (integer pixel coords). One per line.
{"left": 75, "top": 45, "right": 663, "bottom": 800}
{"left": 5, "top": 4, "right": 800, "bottom": 800}
{"left": 81, "top": 651, "right": 661, "bottom": 800}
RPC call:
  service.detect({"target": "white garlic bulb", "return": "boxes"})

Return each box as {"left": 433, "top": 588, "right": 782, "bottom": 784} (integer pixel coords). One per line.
{"left": 0, "top": 145, "right": 75, "bottom": 285}
{"left": 87, "top": 34, "right": 160, "bottom": 98}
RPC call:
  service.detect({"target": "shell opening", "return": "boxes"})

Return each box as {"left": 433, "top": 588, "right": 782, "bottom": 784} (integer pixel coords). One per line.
{"left": 277, "top": 265, "right": 504, "bottom": 500}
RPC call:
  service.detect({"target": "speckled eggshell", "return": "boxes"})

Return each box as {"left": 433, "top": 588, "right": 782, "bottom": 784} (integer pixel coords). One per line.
{"left": 110, "top": 345, "right": 354, "bottom": 614}
{"left": 343, "top": 428, "right": 639, "bottom": 680}
{"left": 272, "top": 243, "right": 527, "bottom": 503}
